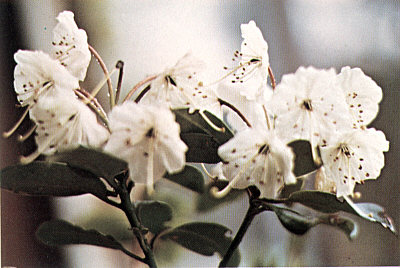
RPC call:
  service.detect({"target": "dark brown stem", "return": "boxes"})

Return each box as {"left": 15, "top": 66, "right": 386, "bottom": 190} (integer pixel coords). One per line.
{"left": 218, "top": 98, "right": 252, "bottom": 128}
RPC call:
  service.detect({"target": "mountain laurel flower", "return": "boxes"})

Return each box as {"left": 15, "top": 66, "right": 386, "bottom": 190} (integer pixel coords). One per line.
{"left": 21, "top": 97, "right": 110, "bottom": 163}
{"left": 336, "top": 66, "right": 383, "bottom": 128}
{"left": 319, "top": 128, "right": 389, "bottom": 197}
{"left": 270, "top": 66, "right": 352, "bottom": 152}
{"left": 104, "top": 101, "right": 188, "bottom": 188}
{"left": 215, "top": 128, "right": 296, "bottom": 199}
{"left": 227, "top": 20, "right": 270, "bottom": 101}
{"left": 51, "top": 11, "right": 91, "bottom": 81}
{"left": 142, "top": 52, "right": 219, "bottom": 114}
{"left": 14, "top": 50, "right": 78, "bottom": 108}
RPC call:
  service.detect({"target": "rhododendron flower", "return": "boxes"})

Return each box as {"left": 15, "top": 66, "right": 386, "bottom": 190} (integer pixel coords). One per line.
{"left": 104, "top": 102, "right": 187, "bottom": 188}
{"left": 142, "top": 52, "right": 219, "bottom": 114}
{"left": 14, "top": 50, "right": 78, "bottom": 108}
{"left": 216, "top": 128, "right": 296, "bottom": 199}
{"left": 51, "top": 11, "right": 91, "bottom": 81}
{"left": 22, "top": 97, "right": 110, "bottom": 163}
{"left": 270, "top": 66, "right": 352, "bottom": 149}
{"left": 336, "top": 66, "right": 383, "bottom": 127}
{"left": 319, "top": 128, "right": 389, "bottom": 197}
{"left": 227, "top": 20, "right": 270, "bottom": 101}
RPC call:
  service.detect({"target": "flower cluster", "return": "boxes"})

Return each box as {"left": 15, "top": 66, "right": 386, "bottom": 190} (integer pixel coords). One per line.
{"left": 6, "top": 12, "right": 389, "bottom": 199}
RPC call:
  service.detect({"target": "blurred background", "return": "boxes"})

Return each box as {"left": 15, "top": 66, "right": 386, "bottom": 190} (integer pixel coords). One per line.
{"left": 1, "top": 0, "right": 399, "bottom": 267}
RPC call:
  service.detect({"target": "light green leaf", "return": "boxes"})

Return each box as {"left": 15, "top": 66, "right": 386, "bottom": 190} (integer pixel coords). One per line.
{"left": 0, "top": 161, "right": 108, "bottom": 200}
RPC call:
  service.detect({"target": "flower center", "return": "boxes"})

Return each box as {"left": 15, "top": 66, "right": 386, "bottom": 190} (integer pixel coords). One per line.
{"left": 302, "top": 99, "right": 313, "bottom": 111}
{"left": 340, "top": 144, "right": 352, "bottom": 158}
{"left": 258, "top": 144, "right": 270, "bottom": 155}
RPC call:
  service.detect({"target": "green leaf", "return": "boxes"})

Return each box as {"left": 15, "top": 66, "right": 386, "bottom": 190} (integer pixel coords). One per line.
{"left": 287, "top": 191, "right": 397, "bottom": 234}
{"left": 160, "top": 222, "right": 240, "bottom": 266}
{"left": 136, "top": 201, "right": 173, "bottom": 234}
{"left": 36, "top": 219, "right": 127, "bottom": 250}
{"left": 163, "top": 165, "right": 205, "bottom": 193}
{"left": 172, "top": 109, "right": 234, "bottom": 163}
{"left": 287, "top": 140, "right": 320, "bottom": 177}
{"left": 48, "top": 146, "right": 128, "bottom": 182}
{"left": 270, "top": 205, "right": 358, "bottom": 240}
{"left": 196, "top": 180, "right": 245, "bottom": 212}
{"left": 0, "top": 161, "right": 108, "bottom": 200}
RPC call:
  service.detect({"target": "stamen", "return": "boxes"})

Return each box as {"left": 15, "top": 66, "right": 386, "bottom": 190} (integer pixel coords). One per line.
{"left": 146, "top": 137, "right": 155, "bottom": 196}
{"left": 89, "top": 67, "right": 119, "bottom": 100}
{"left": 114, "top": 60, "right": 124, "bottom": 104}
{"left": 201, "top": 163, "right": 217, "bottom": 180}
{"left": 210, "top": 183, "right": 233, "bottom": 198}
{"left": 199, "top": 110, "right": 225, "bottom": 132}
{"left": 18, "top": 124, "right": 37, "bottom": 142}
{"left": 3, "top": 106, "right": 30, "bottom": 138}
{"left": 123, "top": 75, "right": 157, "bottom": 103}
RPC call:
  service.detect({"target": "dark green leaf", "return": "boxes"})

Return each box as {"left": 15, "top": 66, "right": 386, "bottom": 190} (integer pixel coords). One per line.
{"left": 173, "top": 109, "right": 233, "bottom": 144}
{"left": 136, "top": 201, "right": 173, "bottom": 234}
{"left": 287, "top": 140, "right": 320, "bottom": 177}
{"left": 36, "top": 219, "right": 126, "bottom": 250}
{"left": 0, "top": 161, "right": 108, "bottom": 200}
{"left": 278, "top": 178, "right": 305, "bottom": 199}
{"left": 270, "top": 205, "right": 358, "bottom": 240}
{"left": 270, "top": 205, "right": 315, "bottom": 235}
{"left": 196, "top": 180, "right": 245, "bottom": 212}
{"left": 48, "top": 146, "right": 128, "bottom": 182}
{"left": 181, "top": 133, "right": 222, "bottom": 163}
{"left": 287, "top": 191, "right": 397, "bottom": 234}
{"left": 163, "top": 165, "right": 205, "bottom": 193}
{"left": 160, "top": 222, "right": 240, "bottom": 266}
{"left": 172, "top": 109, "right": 234, "bottom": 163}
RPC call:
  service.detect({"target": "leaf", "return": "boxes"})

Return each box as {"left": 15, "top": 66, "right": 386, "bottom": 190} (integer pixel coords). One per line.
{"left": 287, "top": 140, "right": 320, "bottom": 177}
{"left": 36, "top": 219, "right": 127, "bottom": 250}
{"left": 136, "top": 201, "right": 173, "bottom": 234}
{"left": 270, "top": 205, "right": 358, "bottom": 240}
{"left": 172, "top": 109, "right": 234, "bottom": 163}
{"left": 48, "top": 146, "right": 128, "bottom": 182}
{"left": 196, "top": 180, "right": 245, "bottom": 212}
{"left": 160, "top": 222, "right": 240, "bottom": 266}
{"left": 0, "top": 161, "right": 108, "bottom": 200}
{"left": 287, "top": 191, "right": 397, "bottom": 234}
{"left": 163, "top": 165, "right": 205, "bottom": 193}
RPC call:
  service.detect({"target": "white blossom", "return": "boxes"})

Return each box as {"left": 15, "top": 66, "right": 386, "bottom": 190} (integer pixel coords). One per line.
{"left": 336, "top": 66, "right": 383, "bottom": 127}
{"left": 22, "top": 97, "right": 110, "bottom": 163}
{"left": 13, "top": 50, "right": 78, "bottom": 108}
{"left": 217, "top": 128, "right": 296, "bottom": 199}
{"left": 228, "top": 20, "right": 270, "bottom": 101}
{"left": 270, "top": 66, "right": 352, "bottom": 148}
{"left": 51, "top": 11, "right": 91, "bottom": 81}
{"left": 104, "top": 102, "right": 188, "bottom": 187}
{"left": 142, "top": 52, "right": 219, "bottom": 114}
{"left": 319, "top": 128, "right": 389, "bottom": 197}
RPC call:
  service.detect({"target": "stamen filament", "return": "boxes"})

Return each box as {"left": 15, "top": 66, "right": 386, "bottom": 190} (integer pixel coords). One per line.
{"left": 88, "top": 44, "right": 115, "bottom": 108}
{"left": 90, "top": 67, "right": 119, "bottom": 101}
{"left": 18, "top": 124, "right": 37, "bottom": 142}
{"left": 199, "top": 110, "right": 225, "bottom": 132}
{"left": 201, "top": 163, "right": 217, "bottom": 180}
{"left": 123, "top": 75, "right": 157, "bottom": 103}
{"left": 218, "top": 98, "right": 252, "bottom": 128}
{"left": 115, "top": 61, "right": 124, "bottom": 104}
{"left": 3, "top": 106, "right": 30, "bottom": 138}
{"left": 268, "top": 65, "right": 276, "bottom": 90}
{"left": 146, "top": 137, "right": 155, "bottom": 196}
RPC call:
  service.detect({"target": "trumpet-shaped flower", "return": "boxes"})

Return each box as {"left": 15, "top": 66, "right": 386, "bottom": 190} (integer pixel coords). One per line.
{"left": 14, "top": 50, "right": 78, "bottom": 108}
{"left": 319, "top": 128, "right": 389, "bottom": 197}
{"left": 23, "top": 97, "right": 110, "bottom": 163}
{"left": 336, "top": 66, "right": 383, "bottom": 127}
{"left": 217, "top": 128, "right": 296, "bottom": 199}
{"left": 142, "top": 52, "right": 219, "bottom": 114}
{"left": 104, "top": 102, "right": 188, "bottom": 187}
{"left": 270, "top": 66, "right": 352, "bottom": 148}
{"left": 51, "top": 11, "right": 91, "bottom": 81}
{"left": 227, "top": 20, "right": 270, "bottom": 101}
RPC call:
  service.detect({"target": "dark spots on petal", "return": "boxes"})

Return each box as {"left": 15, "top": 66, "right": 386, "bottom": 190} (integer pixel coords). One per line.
{"left": 143, "top": 152, "right": 149, "bottom": 157}
{"left": 231, "top": 148, "right": 236, "bottom": 154}
{"left": 359, "top": 158, "right": 364, "bottom": 161}
{"left": 234, "top": 164, "right": 239, "bottom": 168}
{"left": 358, "top": 164, "right": 362, "bottom": 170}
{"left": 146, "top": 127, "right": 154, "bottom": 138}
{"left": 365, "top": 173, "right": 370, "bottom": 177}
{"left": 126, "top": 138, "right": 132, "bottom": 146}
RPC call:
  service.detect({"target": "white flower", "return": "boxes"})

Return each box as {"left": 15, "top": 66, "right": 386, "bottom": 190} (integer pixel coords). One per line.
{"left": 217, "top": 128, "right": 296, "bottom": 199}
{"left": 319, "top": 128, "right": 389, "bottom": 197}
{"left": 336, "top": 66, "right": 383, "bottom": 127}
{"left": 51, "top": 11, "right": 91, "bottom": 81}
{"left": 22, "top": 97, "right": 110, "bottom": 163}
{"left": 142, "top": 52, "right": 219, "bottom": 114}
{"left": 104, "top": 102, "right": 188, "bottom": 187}
{"left": 14, "top": 50, "right": 78, "bottom": 108}
{"left": 228, "top": 20, "right": 270, "bottom": 101}
{"left": 270, "top": 66, "right": 352, "bottom": 148}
